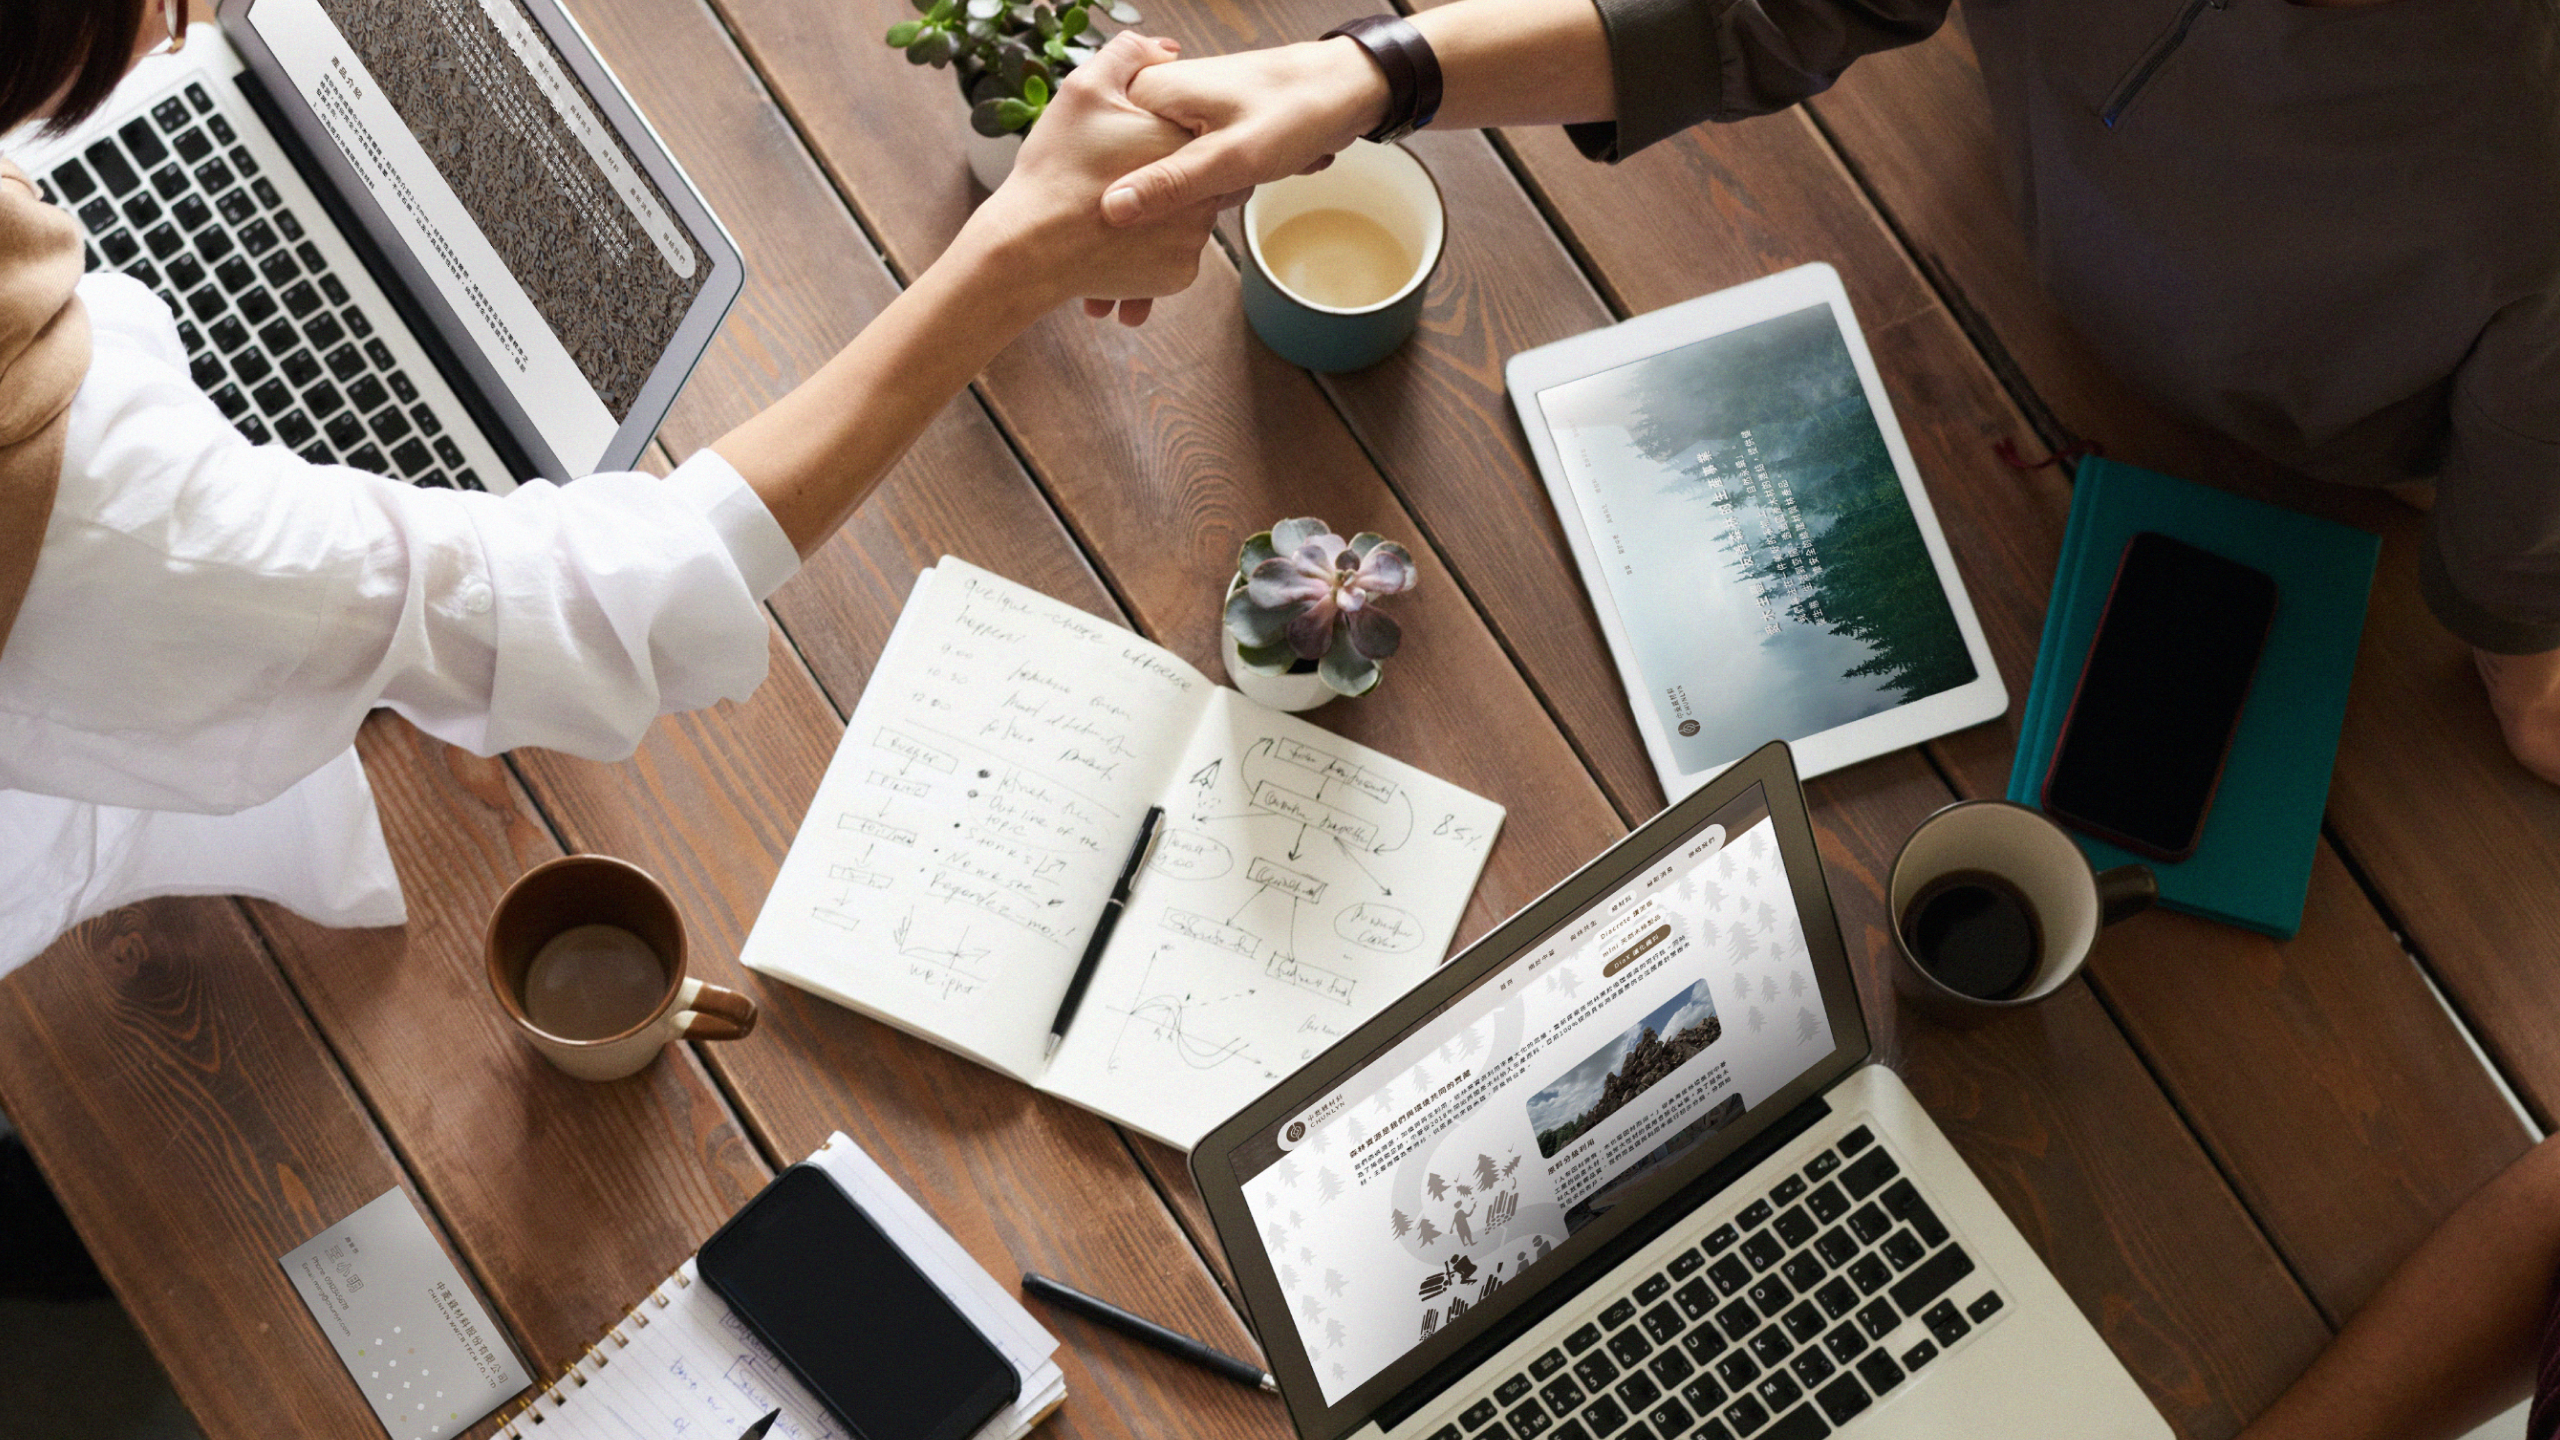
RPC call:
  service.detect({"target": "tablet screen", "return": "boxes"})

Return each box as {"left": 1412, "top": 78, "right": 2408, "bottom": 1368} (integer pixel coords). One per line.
{"left": 1534, "top": 303, "right": 1978, "bottom": 777}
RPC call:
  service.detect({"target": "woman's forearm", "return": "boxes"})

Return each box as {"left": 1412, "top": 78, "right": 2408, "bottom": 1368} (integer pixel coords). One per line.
{"left": 713, "top": 233, "right": 1044, "bottom": 557}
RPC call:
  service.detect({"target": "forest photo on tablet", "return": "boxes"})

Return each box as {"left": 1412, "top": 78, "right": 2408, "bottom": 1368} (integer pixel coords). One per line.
{"left": 1536, "top": 304, "right": 1976, "bottom": 774}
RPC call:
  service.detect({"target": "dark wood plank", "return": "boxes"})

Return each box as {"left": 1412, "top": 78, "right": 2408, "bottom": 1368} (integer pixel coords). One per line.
{"left": 245, "top": 713, "right": 775, "bottom": 1374}
{"left": 1805, "top": 15, "right": 2560, "bottom": 1134}
{"left": 0, "top": 899, "right": 454, "bottom": 1438}
{"left": 2329, "top": 526, "right": 2560, "bottom": 1124}
{"left": 1470, "top": 33, "right": 2527, "bottom": 1335}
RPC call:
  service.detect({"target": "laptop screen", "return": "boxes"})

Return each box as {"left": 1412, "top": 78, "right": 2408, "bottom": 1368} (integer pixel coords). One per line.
{"left": 1224, "top": 782, "right": 1845, "bottom": 1410}
{"left": 242, "top": 0, "right": 712, "bottom": 474}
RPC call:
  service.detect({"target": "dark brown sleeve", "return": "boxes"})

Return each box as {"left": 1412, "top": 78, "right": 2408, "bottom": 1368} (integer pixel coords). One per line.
{"left": 1562, "top": 0, "right": 1954, "bottom": 162}
{"left": 2423, "top": 292, "right": 2560, "bottom": 655}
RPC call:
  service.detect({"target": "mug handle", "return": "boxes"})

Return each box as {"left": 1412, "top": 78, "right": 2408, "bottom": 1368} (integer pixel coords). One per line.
{"left": 2097, "top": 865, "right": 2158, "bottom": 926}
{"left": 670, "top": 977, "right": 759, "bottom": 1043}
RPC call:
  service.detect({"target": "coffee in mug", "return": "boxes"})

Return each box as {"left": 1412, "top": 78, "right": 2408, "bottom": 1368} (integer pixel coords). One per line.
{"left": 1259, "top": 207, "right": 1414, "bottom": 310}
{"left": 1240, "top": 139, "right": 1446, "bottom": 373}
{"left": 486, "top": 855, "right": 757, "bottom": 1081}
{"left": 522, "top": 923, "right": 670, "bottom": 1040}
{"left": 1886, "top": 801, "right": 2154, "bottom": 1018}
{"left": 1899, "top": 870, "right": 2042, "bottom": 1001}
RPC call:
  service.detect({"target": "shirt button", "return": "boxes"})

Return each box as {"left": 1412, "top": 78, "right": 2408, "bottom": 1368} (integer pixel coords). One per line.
{"left": 459, "top": 582, "right": 493, "bottom": 615}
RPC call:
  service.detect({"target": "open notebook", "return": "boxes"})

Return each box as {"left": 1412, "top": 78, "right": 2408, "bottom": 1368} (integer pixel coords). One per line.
{"left": 740, "top": 559, "right": 1506, "bottom": 1149}
{"left": 497, "top": 1132, "right": 1063, "bottom": 1440}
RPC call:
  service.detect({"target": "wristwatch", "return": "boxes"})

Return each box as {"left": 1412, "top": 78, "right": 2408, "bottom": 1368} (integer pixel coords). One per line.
{"left": 1319, "top": 15, "right": 1444, "bottom": 145}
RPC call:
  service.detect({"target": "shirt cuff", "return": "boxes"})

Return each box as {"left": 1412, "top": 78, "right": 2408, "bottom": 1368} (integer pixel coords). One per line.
{"left": 2421, "top": 532, "right": 2560, "bottom": 655}
{"left": 1568, "top": 0, "right": 1723, "bottom": 162}
{"left": 664, "top": 447, "right": 800, "bottom": 602}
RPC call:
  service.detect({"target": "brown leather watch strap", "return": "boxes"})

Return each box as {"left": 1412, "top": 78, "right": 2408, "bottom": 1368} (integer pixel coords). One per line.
{"left": 1319, "top": 15, "right": 1443, "bottom": 145}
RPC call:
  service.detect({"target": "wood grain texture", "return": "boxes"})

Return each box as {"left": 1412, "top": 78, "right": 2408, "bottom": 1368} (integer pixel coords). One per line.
{"left": 0, "top": 899, "right": 453, "bottom": 1438}
{"left": 1480, "top": 34, "right": 2528, "bottom": 1340}
{"left": 245, "top": 713, "right": 774, "bottom": 1372}
{"left": 1807, "top": 9, "right": 2560, "bottom": 1134}
{"left": 2329, "top": 524, "right": 2560, "bottom": 1125}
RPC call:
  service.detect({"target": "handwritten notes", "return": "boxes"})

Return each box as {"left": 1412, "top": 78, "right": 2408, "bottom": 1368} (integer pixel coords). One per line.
{"left": 744, "top": 563, "right": 1207, "bottom": 1077}
{"left": 742, "top": 560, "right": 1505, "bottom": 1150}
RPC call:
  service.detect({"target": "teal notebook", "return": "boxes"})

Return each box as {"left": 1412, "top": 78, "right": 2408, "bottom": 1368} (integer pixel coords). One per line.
{"left": 2006, "top": 458, "right": 2379, "bottom": 938}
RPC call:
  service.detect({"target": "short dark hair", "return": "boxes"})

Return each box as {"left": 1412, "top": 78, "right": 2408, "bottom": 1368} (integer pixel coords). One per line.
{"left": 1, "top": 0, "right": 151, "bottom": 139}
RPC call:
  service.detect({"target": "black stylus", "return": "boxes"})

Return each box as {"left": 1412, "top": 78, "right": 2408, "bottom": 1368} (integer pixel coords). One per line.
{"left": 1022, "top": 1273, "right": 1278, "bottom": 1393}
{"left": 1043, "top": 806, "right": 1163, "bottom": 1060}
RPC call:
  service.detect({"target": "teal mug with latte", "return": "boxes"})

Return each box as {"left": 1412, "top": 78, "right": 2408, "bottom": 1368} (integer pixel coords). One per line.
{"left": 1240, "top": 140, "right": 1446, "bottom": 373}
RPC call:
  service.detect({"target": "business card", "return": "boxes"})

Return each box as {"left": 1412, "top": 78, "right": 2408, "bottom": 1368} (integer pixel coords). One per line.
{"left": 280, "top": 1187, "right": 531, "bottom": 1439}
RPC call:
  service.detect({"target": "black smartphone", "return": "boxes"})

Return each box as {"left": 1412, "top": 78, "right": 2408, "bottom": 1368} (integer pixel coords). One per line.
{"left": 2042, "top": 532, "right": 2278, "bottom": 861}
{"left": 698, "top": 1165, "right": 1019, "bottom": 1440}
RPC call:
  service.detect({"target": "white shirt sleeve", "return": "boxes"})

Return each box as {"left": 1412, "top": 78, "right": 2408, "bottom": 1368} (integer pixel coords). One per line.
{"left": 0, "top": 274, "right": 799, "bottom": 815}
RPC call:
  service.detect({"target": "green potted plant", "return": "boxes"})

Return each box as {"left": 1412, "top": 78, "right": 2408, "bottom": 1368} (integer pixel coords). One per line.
{"left": 885, "top": 0, "right": 1139, "bottom": 190}
{"left": 1223, "top": 518, "right": 1418, "bottom": 712}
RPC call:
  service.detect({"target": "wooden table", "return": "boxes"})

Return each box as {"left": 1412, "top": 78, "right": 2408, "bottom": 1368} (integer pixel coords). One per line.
{"left": 5, "top": 4, "right": 2554, "bottom": 1437}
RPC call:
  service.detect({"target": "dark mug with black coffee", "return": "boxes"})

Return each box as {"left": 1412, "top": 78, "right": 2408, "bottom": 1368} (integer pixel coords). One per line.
{"left": 1887, "top": 801, "right": 2156, "bottom": 1017}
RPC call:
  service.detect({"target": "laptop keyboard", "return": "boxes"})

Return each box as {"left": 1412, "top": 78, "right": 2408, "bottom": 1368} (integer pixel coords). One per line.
{"left": 1424, "top": 1126, "right": 2005, "bottom": 1440}
{"left": 33, "top": 77, "right": 492, "bottom": 491}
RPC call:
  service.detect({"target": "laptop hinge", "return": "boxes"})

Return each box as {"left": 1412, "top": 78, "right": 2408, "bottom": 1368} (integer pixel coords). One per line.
{"left": 1371, "top": 1093, "right": 1834, "bottom": 1436}
{"left": 234, "top": 70, "right": 540, "bottom": 485}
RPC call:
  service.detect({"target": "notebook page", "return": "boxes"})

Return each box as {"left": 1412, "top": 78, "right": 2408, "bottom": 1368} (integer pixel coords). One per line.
{"left": 741, "top": 560, "right": 1214, "bottom": 1078}
{"left": 1039, "top": 687, "right": 1506, "bottom": 1148}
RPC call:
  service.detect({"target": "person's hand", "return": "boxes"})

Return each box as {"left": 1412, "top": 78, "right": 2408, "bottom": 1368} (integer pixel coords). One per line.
{"left": 1101, "top": 40, "right": 1391, "bottom": 227}
{"left": 2476, "top": 646, "right": 2560, "bottom": 785}
{"left": 953, "top": 32, "right": 1221, "bottom": 326}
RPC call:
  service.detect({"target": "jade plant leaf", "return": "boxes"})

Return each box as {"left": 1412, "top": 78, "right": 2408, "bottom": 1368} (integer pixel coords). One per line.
{"left": 1319, "top": 629, "right": 1382, "bottom": 696}
{"left": 1236, "top": 638, "right": 1301, "bottom": 677}
{"left": 1225, "top": 586, "right": 1292, "bottom": 648}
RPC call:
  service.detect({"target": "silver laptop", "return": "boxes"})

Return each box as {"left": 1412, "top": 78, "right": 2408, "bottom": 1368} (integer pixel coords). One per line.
{"left": 3, "top": 0, "right": 743, "bottom": 494}
{"left": 1193, "top": 742, "right": 2168, "bottom": 1440}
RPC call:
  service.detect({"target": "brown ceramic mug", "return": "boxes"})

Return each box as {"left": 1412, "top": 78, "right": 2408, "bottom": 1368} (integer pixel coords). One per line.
{"left": 484, "top": 855, "right": 756, "bottom": 1081}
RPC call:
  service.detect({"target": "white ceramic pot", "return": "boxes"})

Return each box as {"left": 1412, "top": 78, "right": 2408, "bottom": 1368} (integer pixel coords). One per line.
{"left": 959, "top": 92, "right": 1022, "bottom": 191}
{"left": 1222, "top": 577, "right": 1336, "bottom": 712}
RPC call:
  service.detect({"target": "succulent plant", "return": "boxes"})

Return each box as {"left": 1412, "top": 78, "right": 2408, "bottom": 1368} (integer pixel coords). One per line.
{"left": 885, "top": 0, "right": 1140, "bottom": 138}
{"left": 1225, "top": 518, "right": 1418, "bottom": 698}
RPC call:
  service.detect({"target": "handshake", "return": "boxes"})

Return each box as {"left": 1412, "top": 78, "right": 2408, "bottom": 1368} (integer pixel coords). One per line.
{"left": 953, "top": 29, "right": 1394, "bottom": 327}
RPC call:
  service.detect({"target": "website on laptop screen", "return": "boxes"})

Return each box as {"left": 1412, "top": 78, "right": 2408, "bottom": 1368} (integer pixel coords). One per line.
{"left": 250, "top": 0, "right": 711, "bottom": 472}
{"left": 1231, "top": 784, "right": 1839, "bottom": 1404}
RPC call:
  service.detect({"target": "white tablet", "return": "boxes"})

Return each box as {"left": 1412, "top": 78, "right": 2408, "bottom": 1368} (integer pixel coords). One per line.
{"left": 1507, "top": 263, "right": 2006, "bottom": 796}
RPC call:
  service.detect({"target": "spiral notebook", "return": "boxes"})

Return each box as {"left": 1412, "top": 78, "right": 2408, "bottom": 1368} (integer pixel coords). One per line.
{"left": 497, "top": 1132, "right": 1065, "bottom": 1440}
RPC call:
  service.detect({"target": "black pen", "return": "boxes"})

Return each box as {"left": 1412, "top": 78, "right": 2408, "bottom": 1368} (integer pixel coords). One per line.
{"left": 735, "top": 1408, "right": 780, "bottom": 1440}
{"left": 1022, "top": 1273, "right": 1277, "bottom": 1394}
{"left": 1044, "top": 805, "right": 1163, "bottom": 1060}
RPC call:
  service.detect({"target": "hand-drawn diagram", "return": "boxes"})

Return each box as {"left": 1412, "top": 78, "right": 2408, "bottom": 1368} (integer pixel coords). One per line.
{"left": 1104, "top": 947, "right": 1264, "bottom": 1071}
{"left": 1088, "top": 714, "right": 1499, "bottom": 1095}
{"left": 892, "top": 908, "right": 991, "bottom": 1002}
